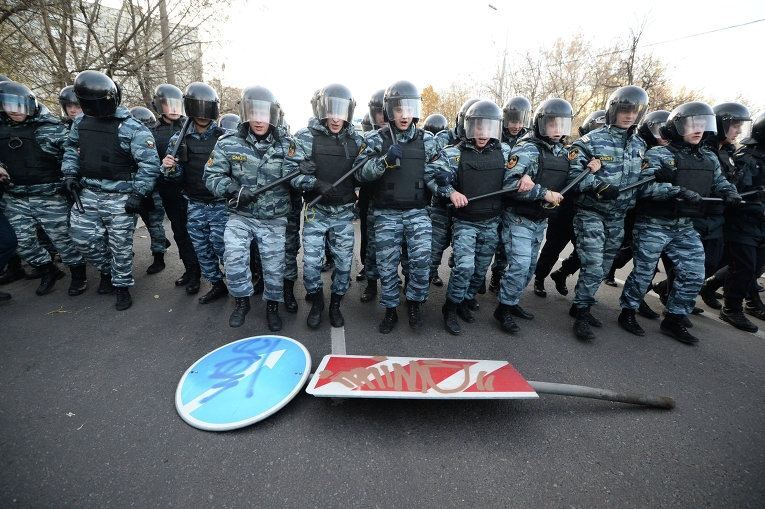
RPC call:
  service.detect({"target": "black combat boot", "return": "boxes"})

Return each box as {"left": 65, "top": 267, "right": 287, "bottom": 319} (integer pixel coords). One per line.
{"left": 489, "top": 270, "right": 502, "bottom": 294}
{"left": 442, "top": 299, "right": 461, "bottom": 335}
{"left": 407, "top": 299, "right": 423, "bottom": 329}
{"left": 229, "top": 297, "right": 250, "bottom": 328}
{"left": 97, "top": 271, "right": 114, "bottom": 294}
{"left": 67, "top": 264, "right": 88, "bottom": 296}
{"left": 306, "top": 291, "right": 324, "bottom": 329}
{"left": 550, "top": 269, "right": 569, "bottom": 296}
{"left": 175, "top": 263, "right": 198, "bottom": 286}
{"left": 146, "top": 253, "right": 166, "bottom": 275}
{"left": 603, "top": 265, "right": 618, "bottom": 287}
{"left": 637, "top": 299, "right": 660, "bottom": 319}
{"left": 744, "top": 291, "right": 765, "bottom": 321}
{"left": 618, "top": 308, "right": 645, "bottom": 336}
{"left": 660, "top": 312, "right": 699, "bottom": 344}
{"left": 198, "top": 280, "right": 228, "bottom": 304}
{"left": 508, "top": 304, "right": 534, "bottom": 320}
{"left": 533, "top": 278, "right": 547, "bottom": 298}
{"left": 430, "top": 273, "right": 443, "bottom": 287}
{"left": 329, "top": 293, "right": 344, "bottom": 327}
{"left": 720, "top": 302, "right": 758, "bottom": 333}
{"left": 493, "top": 303, "right": 519, "bottom": 334}
{"left": 114, "top": 287, "right": 132, "bottom": 311}
{"left": 699, "top": 276, "right": 722, "bottom": 309}
{"left": 572, "top": 306, "right": 595, "bottom": 341}
{"left": 464, "top": 298, "right": 479, "bottom": 311}
{"left": 379, "top": 307, "right": 398, "bottom": 334}
{"left": 185, "top": 268, "right": 201, "bottom": 295}
{"left": 0, "top": 255, "right": 26, "bottom": 284}
{"left": 266, "top": 300, "right": 282, "bottom": 332}
{"left": 35, "top": 263, "right": 64, "bottom": 296}
{"left": 283, "top": 279, "right": 298, "bottom": 313}
{"left": 456, "top": 300, "right": 475, "bottom": 323}
{"left": 361, "top": 278, "right": 377, "bottom": 303}
{"left": 568, "top": 303, "right": 602, "bottom": 327}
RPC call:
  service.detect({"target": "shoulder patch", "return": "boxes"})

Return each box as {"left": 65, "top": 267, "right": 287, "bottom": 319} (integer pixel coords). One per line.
{"left": 288, "top": 141, "right": 296, "bottom": 157}
{"left": 667, "top": 158, "right": 675, "bottom": 166}
{"left": 358, "top": 142, "right": 366, "bottom": 156}
{"left": 567, "top": 148, "right": 579, "bottom": 161}
{"left": 231, "top": 154, "right": 247, "bottom": 162}
{"left": 641, "top": 159, "right": 649, "bottom": 170}
{"left": 146, "top": 139, "right": 155, "bottom": 149}
{"left": 507, "top": 155, "right": 519, "bottom": 169}
{"left": 207, "top": 157, "right": 213, "bottom": 166}
{"left": 453, "top": 154, "right": 460, "bottom": 165}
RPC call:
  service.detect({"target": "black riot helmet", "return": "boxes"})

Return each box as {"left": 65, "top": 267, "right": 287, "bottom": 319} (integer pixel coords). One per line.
{"left": 368, "top": 89, "right": 385, "bottom": 127}
{"left": 578, "top": 109, "right": 606, "bottom": 136}
{"left": 604, "top": 85, "right": 649, "bottom": 127}
{"left": 361, "top": 113, "right": 373, "bottom": 132}
{"left": 455, "top": 98, "right": 480, "bottom": 139}
{"left": 383, "top": 81, "right": 421, "bottom": 124}
{"left": 741, "top": 111, "right": 765, "bottom": 146}
{"left": 464, "top": 101, "right": 503, "bottom": 142}
{"left": 712, "top": 102, "right": 751, "bottom": 144}
{"left": 637, "top": 110, "right": 670, "bottom": 147}
{"left": 129, "top": 106, "right": 158, "bottom": 129}
{"left": 151, "top": 83, "right": 184, "bottom": 117}
{"left": 661, "top": 101, "right": 717, "bottom": 143}
{"left": 74, "top": 71, "right": 120, "bottom": 118}
{"left": 532, "top": 98, "right": 573, "bottom": 142}
{"left": 502, "top": 96, "right": 532, "bottom": 131}
{"left": 218, "top": 113, "right": 241, "bottom": 131}
{"left": 317, "top": 83, "right": 355, "bottom": 124}
{"left": 422, "top": 113, "right": 448, "bottom": 135}
{"left": 239, "top": 85, "right": 281, "bottom": 127}
{"left": 0, "top": 81, "right": 38, "bottom": 117}
{"left": 183, "top": 82, "right": 219, "bottom": 121}
{"left": 58, "top": 85, "right": 80, "bottom": 117}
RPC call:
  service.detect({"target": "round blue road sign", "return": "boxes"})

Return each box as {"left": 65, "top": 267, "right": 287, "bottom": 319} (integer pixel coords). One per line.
{"left": 175, "top": 335, "right": 311, "bottom": 431}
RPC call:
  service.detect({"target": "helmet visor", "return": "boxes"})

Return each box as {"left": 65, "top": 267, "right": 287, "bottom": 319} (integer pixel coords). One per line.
{"left": 649, "top": 121, "right": 666, "bottom": 141}
{"left": 159, "top": 97, "right": 184, "bottom": 116}
{"left": 321, "top": 96, "right": 352, "bottom": 122}
{"left": 466, "top": 118, "right": 502, "bottom": 141}
{"left": 241, "top": 99, "right": 279, "bottom": 125}
{"left": 389, "top": 98, "right": 421, "bottom": 121}
{"left": 539, "top": 116, "right": 572, "bottom": 137}
{"left": 723, "top": 119, "right": 751, "bottom": 143}
{"left": 675, "top": 114, "right": 716, "bottom": 136}
{"left": 1, "top": 93, "right": 35, "bottom": 116}
{"left": 610, "top": 103, "right": 647, "bottom": 126}
{"left": 503, "top": 109, "right": 531, "bottom": 128}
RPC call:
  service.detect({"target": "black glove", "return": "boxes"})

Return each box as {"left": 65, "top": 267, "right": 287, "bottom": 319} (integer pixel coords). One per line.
{"left": 298, "top": 160, "right": 316, "bottom": 174}
{"left": 722, "top": 191, "right": 742, "bottom": 206}
{"left": 434, "top": 170, "right": 453, "bottom": 187}
{"left": 593, "top": 180, "right": 619, "bottom": 201}
{"left": 236, "top": 187, "right": 256, "bottom": 208}
{"left": 383, "top": 144, "right": 403, "bottom": 168}
{"left": 124, "top": 191, "right": 145, "bottom": 214}
{"left": 653, "top": 165, "right": 674, "bottom": 183}
{"left": 140, "top": 195, "right": 155, "bottom": 213}
{"left": 313, "top": 179, "right": 333, "bottom": 195}
{"left": 678, "top": 188, "right": 702, "bottom": 204}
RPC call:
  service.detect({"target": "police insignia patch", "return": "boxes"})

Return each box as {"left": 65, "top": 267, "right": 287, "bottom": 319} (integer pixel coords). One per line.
{"left": 146, "top": 140, "right": 155, "bottom": 149}
{"left": 641, "top": 159, "right": 649, "bottom": 170}
{"left": 358, "top": 143, "right": 366, "bottom": 155}
{"left": 231, "top": 154, "right": 247, "bottom": 162}
{"left": 207, "top": 157, "right": 213, "bottom": 166}
{"left": 567, "top": 149, "right": 578, "bottom": 161}
{"left": 288, "top": 142, "right": 296, "bottom": 157}
{"left": 506, "top": 155, "right": 518, "bottom": 169}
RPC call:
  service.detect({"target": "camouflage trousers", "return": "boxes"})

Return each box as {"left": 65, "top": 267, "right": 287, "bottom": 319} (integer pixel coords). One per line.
{"left": 284, "top": 195, "right": 302, "bottom": 282}
{"left": 224, "top": 214, "right": 287, "bottom": 301}
{"left": 491, "top": 221, "right": 508, "bottom": 273}
{"left": 363, "top": 206, "right": 378, "bottom": 279}
{"left": 139, "top": 191, "right": 168, "bottom": 254}
{"left": 498, "top": 211, "right": 547, "bottom": 306}
{"left": 70, "top": 189, "right": 137, "bottom": 287}
{"left": 620, "top": 222, "right": 704, "bottom": 316}
{"left": 302, "top": 206, "right": 355, "bottom": 295}
{"left": 429, "top": 203, "right": 452, "bottom": 279}
{"left": 572, "top": 209, "right": 625, "bottom": 308}
{"left": 374, "top": 207, "right": 431, "bottom": 308}
{"left": 447, "top": 216, "right": 499, "bottom": 303}
{"left": 187, "top": 199, "right": 227, "bottom": 284}
{"left": 2, "top": 193, "right": 84, "bottom": 268}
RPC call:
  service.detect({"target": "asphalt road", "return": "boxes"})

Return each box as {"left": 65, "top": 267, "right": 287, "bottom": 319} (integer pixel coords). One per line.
{"left": 1, "top": 219, "right": 764, "bottom": 508}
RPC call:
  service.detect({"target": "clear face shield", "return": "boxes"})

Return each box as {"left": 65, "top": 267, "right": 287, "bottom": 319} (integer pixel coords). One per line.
{"left": 504, "top": 109, "right": 532, "bottom": 129}
{"left": 676, "top": 114, "right": 717, "bottom": 136}
{"left": 1, "top": 93, "right": 35, "bottom": 116}
{"left": 241, "top": 99, "right": 278, "bottom": 126}
{"left": 389, "top": 98, "right": 421, "bottom": 121}
{"left": 611, "top": 103, "right": 647, "bottom": 126}
{"left": 159, "top": 97, "right": 184, "bottom": 116}
{"left": 722, "top": 119, "right": 752, "bottom": 143}
{"left": 648, "top": 121, "right": 666, "bottom": 141}
{"left": 539, "top": 116, "right": 572, "bottom": 139}
{"left": 320, "top": 96, "right": 352, "bottom": 123}
{"left": 466, "top": 117, "right": 502, "bottom": 141}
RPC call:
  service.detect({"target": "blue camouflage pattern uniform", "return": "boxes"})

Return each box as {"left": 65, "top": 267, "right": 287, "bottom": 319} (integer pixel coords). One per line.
{"left": 0, "top": 108, "right": 84, "bottom": 269}
{"left": 567, "top": 126, "right": 647, "bottom": 309}
{"left": 356, "top": 123, "right": 439, "bottom": 308}
{"left": 360, "top": 129, "right": 380, "bottom": 280}
{"left": 428, "top": 128, "right": 458, "bottom": 280}
{"left": 165, "top": 121, "right": 227, "bottom": 285}
{"left": 62, "top": 106, "right": 161, "bottom": 287}
{"left": 139, "top": 191, "right": 168, "bottom": 254}
{"left": 428, "top": 139, "right": 512, "bottom": 303}
{"left": 284, "top": 188, "right": 301, "bottom": 282}
{"left": 499, "top": 136, "right": 565, "bottom": 305}
{"left": 295, "top": 118, "right": 365, "bottom": 296}
{"left": 620, "top": 144, "right": 735, "bottom": 315}
{"left": 204, "top": 124, "right": 312, "bottom": 301}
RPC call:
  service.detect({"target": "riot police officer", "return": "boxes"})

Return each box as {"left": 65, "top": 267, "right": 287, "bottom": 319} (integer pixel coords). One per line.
{"left": 58, "top": 85, "right": 82, "bottom": 126}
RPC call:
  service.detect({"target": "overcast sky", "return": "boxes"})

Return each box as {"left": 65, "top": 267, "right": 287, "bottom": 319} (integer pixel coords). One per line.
{"left": 208, "top": 0, "right": 763, "bottom": 128}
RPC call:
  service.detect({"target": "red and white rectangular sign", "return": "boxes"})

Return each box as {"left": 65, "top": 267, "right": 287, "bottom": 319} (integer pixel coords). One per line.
{"left": 306, "top": 355, "right": 538, "bottom": 399}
